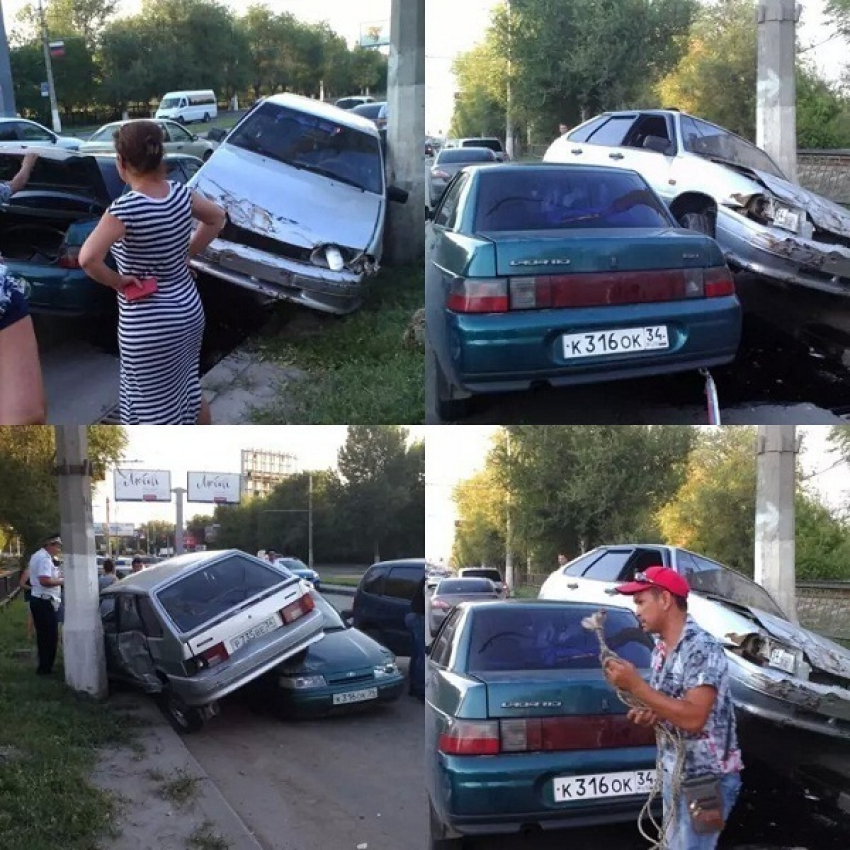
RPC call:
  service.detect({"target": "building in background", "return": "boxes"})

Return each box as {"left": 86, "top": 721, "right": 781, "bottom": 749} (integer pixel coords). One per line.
{"left": 240, "top": 449, "right": 298, "bottom": 499}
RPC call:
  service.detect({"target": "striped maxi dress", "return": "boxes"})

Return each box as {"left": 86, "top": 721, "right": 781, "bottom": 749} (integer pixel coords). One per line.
{"left": 108, "top": 181, "right": 205, "bottom": 424}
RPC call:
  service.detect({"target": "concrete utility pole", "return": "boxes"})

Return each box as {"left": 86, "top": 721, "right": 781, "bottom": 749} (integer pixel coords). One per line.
{"left": 308, "top": 473, "right": 314, "bottom": 569}
{"left": 505, "top": 430, "right": 514, "bottom": 591}
{"left": 0, "top": 0, "right": 17, "bottom": 116}
{"left": 505, "top": 0, "right": 515, "bottom": 160}
{"left": 754, "top": 425, "right": 798, "bottom": 622}
{"left": 756, "top": 0, "right": 799, "bottom": 182}
{"left": 55, "top": 426, "right": 107, "bottom": 698}
{"left": 37, "top": 0, "right": 61, "bottom": 132}
{"left": 384, "top": 0, "right": 425, "bottom": 264}
{"left": 173, "top": 487, "right": 187, "bottom": 555}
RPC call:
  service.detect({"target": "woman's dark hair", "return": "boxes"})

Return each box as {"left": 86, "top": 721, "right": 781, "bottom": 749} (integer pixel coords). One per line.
{"left": 103, "top": 558, "right": 115, "bottom": 573}
{"left": 114, "top": 120, "right": 165, "bottom": 174}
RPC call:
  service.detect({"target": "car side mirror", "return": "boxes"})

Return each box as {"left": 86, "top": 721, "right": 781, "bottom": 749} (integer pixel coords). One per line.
{"left": 387, "top": 185, "right": 408, "bottom": 204}
{"left": 191, "top": 134, "right": 199, "bottom": 141}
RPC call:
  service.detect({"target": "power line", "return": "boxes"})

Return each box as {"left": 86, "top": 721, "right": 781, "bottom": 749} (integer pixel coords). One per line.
{"left": 800, "top": 456, "right": 848, "bottom": 481}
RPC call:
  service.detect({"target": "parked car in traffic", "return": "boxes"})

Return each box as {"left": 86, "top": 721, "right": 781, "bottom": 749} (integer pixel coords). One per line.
{"left": 80, "top": 118, "right": 217, "bottom": 161}
{"left": 351, "top": 100, "right": 388, "bottom": 130}
{"left": 99, "top": 549, "right": 325, "bottom": 733}
{"left": 249, "top": 590, "right": 404, "bottom": 717}
{"left": 545, "top": 109, "right": 850, "bottom": 298}
{"left": 0, "top": 146, "right": 203, "bottom": 316}
{"left": 427, "top": 146, "right": 498, "bottom": 208}
{"left": 351, "top": 557, "right": 427, "bottom": 656}
{"left": 458, "top": 566, "right": 509, "bottom": 597}
{"left": 427, "top": 599, "right": 658, "bottom": 848}
{"left": 273, "top": 557, "right": 321, "bottom": 590}
{"left": 0, "top": 118, "right": 81, "bottom": 150}
{"left": 425, "top": 162, "right": 742, "bottom": 420}
{"left": 429, "top": 576, "right": 500, "bottom": 634}
{"left": 538, "top": 544, "right": 850, "bottom": 745}
{"left": 335, "top": 95, "right": 376, "bottom": 110}
{"left": 188, "top": 93, "right": 408, "bottom": 315}
{"left": 444, "top": 136, "right": 509, "bottom": 162}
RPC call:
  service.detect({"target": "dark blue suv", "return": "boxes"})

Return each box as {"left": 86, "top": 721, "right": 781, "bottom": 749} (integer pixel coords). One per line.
{"left": 351, "top": 558, "right": 425, "bottom": 657}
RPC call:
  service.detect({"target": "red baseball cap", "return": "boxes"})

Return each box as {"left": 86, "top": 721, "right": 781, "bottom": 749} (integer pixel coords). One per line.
{"left": 616, "top": 566, "right": 689, "bottom": 599}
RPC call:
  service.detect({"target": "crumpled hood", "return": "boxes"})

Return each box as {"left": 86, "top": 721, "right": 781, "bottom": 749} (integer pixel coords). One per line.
{"left": 751, "top": 168, "right": 850, "bottom": 238}
{"left": 192, "top": 144, "right": 384, "bottom": 252}
{"left": 275, "top": 628, "right": 388, "bottom": 675}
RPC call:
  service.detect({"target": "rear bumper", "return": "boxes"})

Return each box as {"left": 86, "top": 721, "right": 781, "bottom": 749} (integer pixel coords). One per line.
{"left": 443, "top": 296, "right": 742, "bottom": 394}
{"left": 276, "top": 674, "right": 406, "bottom": 716}
{"left": 191, "top": 238, "right": 369, "bottom": 315}
{"left": 168, "top": 608, "right": 325, "bottom": 707}
{"left": 432, "top": 746, "right": 658, "bottom": 836}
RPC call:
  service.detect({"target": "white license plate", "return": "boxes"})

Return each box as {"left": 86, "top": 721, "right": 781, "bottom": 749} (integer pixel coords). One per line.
{"left": 769, "top": 647, "right": 796, "bottom": 674}
{"left": 562, "top": 326, "right": 669, "bottom": 359}
{"left": 553, "top": 769, "right": 656, "bottom": 803}
{"left": 228, "top": 613, "right": 282, "bottom": 653}
{"left": 333, "top": 687, "right": 378, "bottom": 705}
{"left": 773, "top": 207, "right": 800, "bottom": 233}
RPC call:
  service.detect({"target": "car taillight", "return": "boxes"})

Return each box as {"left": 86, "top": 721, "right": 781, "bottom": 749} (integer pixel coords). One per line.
{"left": 438, "top": 719, "right": 500, "bottom": 755}
{"left": 431, "top": 599, "right": 451, "bottom": 610}
{"left": 500, "top": 715, "right": 655, "bottom": 752}
{"left": 447, "top": 278, "right": 508, "bottom": 313}
{"left": 431, "top": 168, "right": 450, "bottom": 179}
{"left": 281, "top": 592, "right": 315, "bottom": 624}
{"left": 58, "top": 244, "right": 81, "bottom": 269}
{"left": 201, "top": 642, "right": 229, "bottom": 668}
{"left": 508, "top": 266, "right": 735, "bottom": 310}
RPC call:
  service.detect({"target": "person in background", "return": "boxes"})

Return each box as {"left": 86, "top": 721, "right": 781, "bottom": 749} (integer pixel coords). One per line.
{"left": 0, "top": 152, "right": 46, "bottom": 425}
{"left": 557, "top": 553, "right": 569, "bottom": 568}
{"left": 99, "top": 558, "right": 117, "bottom": 590}
{"left": 131, "top": 556, "right": 144, "bottom": 573}
{"left": 266, "top": 549, "right": 278, "bottom": 564}
{"left": 558, "top": 122, "right": 570, "bottom": 137}
{"left": 405, "top": 574, "right": 426, "bottom": 701}
{"left": 28, "top": 533, "right": 64, "bottom": 675}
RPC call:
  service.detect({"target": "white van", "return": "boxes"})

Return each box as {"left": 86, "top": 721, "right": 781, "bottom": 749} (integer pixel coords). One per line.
{"left": 155, "top": 90, "right": 218, "bottom": 124}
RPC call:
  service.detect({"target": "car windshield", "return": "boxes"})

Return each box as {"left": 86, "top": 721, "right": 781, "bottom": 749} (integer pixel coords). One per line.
{"left": 464, "top": 139, "right": 502, "bottom": 153}
{"left": 473, "top": 168, "right": 673, "bottom": 232}
{"left": 227, "top": 102, "right": 383, "bottom": 194}
{"left": 156, "top": 554, "right": 290, "bottom": 633}
{"left": 311, "top": 593, "right": 346, "bottom": 631}
{"left": 160, "top": 97, "right": 181, "bottom": 108}
{"left": 681, "top": 117, "right": 785, "bottom": 179}
{"left": 436, "top": 578, "right": 494, "bottom": 595}
{"left": 688, "top": 564, "right": 787, "bottom": 618}
{"left": 89, "top": 124, "right": 120, "bottom": 143}
{"left": 438, "top": 148, "right": 495, "bottom": 164}
{"left": 461, "top": 568, "right": 501, "bottom": 582}
{"left": 468, "top": 606, "right": 653, "bottom": 673}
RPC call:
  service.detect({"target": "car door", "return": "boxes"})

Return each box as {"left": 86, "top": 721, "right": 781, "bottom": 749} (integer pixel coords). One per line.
{"left": 103, "top": 592, "right": 161, "bottom": 691}
{"left": 161, "top": 121, "right": 192, "bottom": 154}
{"left": 381, "top": 562, "right": 423, "bottom": 655}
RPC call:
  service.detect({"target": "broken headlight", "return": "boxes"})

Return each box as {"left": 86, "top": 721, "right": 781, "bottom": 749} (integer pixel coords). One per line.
{"left": 740, "top": 194, "right": 813, "bottom": 238}
{"left": 725, "top": 630, "right": 809, "bottom": 677}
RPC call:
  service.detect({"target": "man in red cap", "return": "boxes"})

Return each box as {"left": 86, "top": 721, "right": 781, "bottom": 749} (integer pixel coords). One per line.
{"left": 604, "top": 566, "right": 743, "bottom": 849}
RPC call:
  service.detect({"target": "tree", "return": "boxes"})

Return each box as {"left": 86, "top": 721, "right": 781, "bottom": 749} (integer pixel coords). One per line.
{"left": 186, "top": 513, "right": 214, "bottom": 546}
{"left": 452, "top": 467, "right": 506, "bottom": 568}
{"left": 450, "top": 32, "right": 508, "bottom": 138}
{"left": 828, "top": 425, "right": 850, "bottom": 466}
{"left": 0, "top": 426, "right": 127, "bottom": 557}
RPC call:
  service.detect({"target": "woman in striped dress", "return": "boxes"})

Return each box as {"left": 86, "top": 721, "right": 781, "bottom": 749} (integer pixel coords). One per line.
{"left": 80, "top": 121, "right": 225, "bottom": 424}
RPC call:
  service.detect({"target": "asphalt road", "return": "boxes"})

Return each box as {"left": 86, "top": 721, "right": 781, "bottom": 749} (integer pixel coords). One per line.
{"left": 426, "top": 274, "right": 850, "bottom": 424}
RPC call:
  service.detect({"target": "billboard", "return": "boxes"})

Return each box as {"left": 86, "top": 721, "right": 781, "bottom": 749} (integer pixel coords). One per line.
{"left": 187, "top": 472, "right": 242, "bottom": 504}
{"left": 114, "top": 469, "right": 172, "bottom": 502}
{"left": 99, "top": 523, "right": 136, "bottom": 537}
{"left": 359, "top": 20, "right": 390, "bottom": 48}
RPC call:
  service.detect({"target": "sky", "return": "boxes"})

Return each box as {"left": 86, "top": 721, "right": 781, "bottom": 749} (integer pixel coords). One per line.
{"left": 424, "top": 0, "right": 848, "bottom": 136}
{"left": 94, "top": 425, "right": 425, "bottom": 527}
{"left": 424, "top": 426, "right": 850, "bottom": 563}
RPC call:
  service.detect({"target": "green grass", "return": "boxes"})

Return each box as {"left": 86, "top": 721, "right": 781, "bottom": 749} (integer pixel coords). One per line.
{"left": 0, "top": 600, "right": 137, "bottom": 850}
{"left": 250, "top": 264, "right": 424, "bottom": 424}
{"left": 321, "top": 576, "right": 360, "bottom": 588}
{"left": 188, "top": 821, "right": 231, "bottom": 850}
{"left": 158, "top": 769, "right": 200, "bottom": 807}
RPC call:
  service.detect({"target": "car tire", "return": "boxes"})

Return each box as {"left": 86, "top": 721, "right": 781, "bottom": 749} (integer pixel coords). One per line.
{"left": 435, "top": 355, "right": 473, "bottom": 422}
{"left": 678, "top": 210, "right": 715, "bottom": 238}
{"left": 158, "top": 688, "right": 204, "bottom": 734}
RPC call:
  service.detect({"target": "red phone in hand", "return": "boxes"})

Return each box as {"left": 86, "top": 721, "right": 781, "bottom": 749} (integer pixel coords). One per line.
{"left": 124, "top": 277, "right": 158, "bottom": 302}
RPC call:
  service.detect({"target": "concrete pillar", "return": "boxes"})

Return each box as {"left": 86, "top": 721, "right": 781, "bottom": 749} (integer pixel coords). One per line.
{"left": 55, "top": 426, "right": 107, "bottom": 698}
{"left": 384, "top": 0, "right": 425, "bottom": 265}
{"left": 173, "top": 487, "right": 186, "bottom": 555}
{"left": 0, "top": 0, "right": 17, "bottom": 116}
{"left": 756, "top": 1, "right": 799, "bottom": 183}
{"left": 754, "top": 425, "right": 798, "bottom": 622}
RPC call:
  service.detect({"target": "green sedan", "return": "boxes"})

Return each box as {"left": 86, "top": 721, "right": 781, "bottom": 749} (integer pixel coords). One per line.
{"left": 249, "top": 591, "right": 406, "bottom": 718}
{"left": 80, "top": 118, "right": 217, "bottom": 161}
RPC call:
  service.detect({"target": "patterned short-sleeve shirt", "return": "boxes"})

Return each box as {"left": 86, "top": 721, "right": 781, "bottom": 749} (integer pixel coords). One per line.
{"left": 0, "top": 183, "right": 32, "bottom": 331}
{"left": 650, "top": 615, "right": 743, "bottom": 777}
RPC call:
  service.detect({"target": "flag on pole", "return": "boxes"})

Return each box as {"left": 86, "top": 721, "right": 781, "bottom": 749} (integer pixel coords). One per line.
{"left": 49, "top": 40, "right": 65, "bottom": 58}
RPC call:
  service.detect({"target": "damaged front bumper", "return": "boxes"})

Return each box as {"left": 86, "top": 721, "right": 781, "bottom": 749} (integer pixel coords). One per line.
{"left": 718, "top": 207, "right": 850, "bottom": 297}
{"left": 191, "top": 238, "right": 376, "bottom": 315}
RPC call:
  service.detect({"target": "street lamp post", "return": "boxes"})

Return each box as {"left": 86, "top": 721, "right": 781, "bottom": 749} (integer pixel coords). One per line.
{"left": 36, "top": 0, "right": 61, "bottom": 132}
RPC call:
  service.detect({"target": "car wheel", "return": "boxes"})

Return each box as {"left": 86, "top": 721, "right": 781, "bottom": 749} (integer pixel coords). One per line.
{"left": 435, "top": 355, "right": 473, "bottom": 422}
{"left": 678, "top": 210, "right": 715, "bottom": 238}
{"left": 158, "top": 688, "right": 204, "bottom": 734}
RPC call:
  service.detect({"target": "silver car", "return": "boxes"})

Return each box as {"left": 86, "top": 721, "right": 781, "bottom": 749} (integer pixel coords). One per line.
{"left": 189, "top": 93, "right": 408, "bottom": 315}
{"left": 429, "top": 576, "right": 500, "bottom": 635}
{"left": 545, "top": 109, "right": 850, "bottom": 298}
{"left": 427, "top": 146, "right": 497, "bottom": 207}
{"left": 80, "top": 118, "right": 217, "bottom": 161}
{"left": 100, "top": 549, "right": 325, "bottom": 733}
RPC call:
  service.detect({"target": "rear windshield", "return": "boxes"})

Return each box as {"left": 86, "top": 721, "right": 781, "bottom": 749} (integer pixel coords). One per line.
{"left": 438, "top": 148, "right": 495, "bottom": 164}
{"left": 460, "top": 568, "right": 502, "bottom": 582}
{"left": 436, "top": 578, "right": 494, "bottom": 594}
{"left": 467, "top": 606, "right": 653, "bottom": 673}
{"left": 227, "top": 101, "right": 383, "bottom": 194}
{"left": 473, "top": 168, "right": 673, "bottom": 233}
{"left": 463, "top": 139, "right": 502, "bottom": 153}
{"left": 352, "top": 103, "right": 383, "bottom": 119}
{"left": 156, "top": 555, "right": 291, "bottom": 633}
